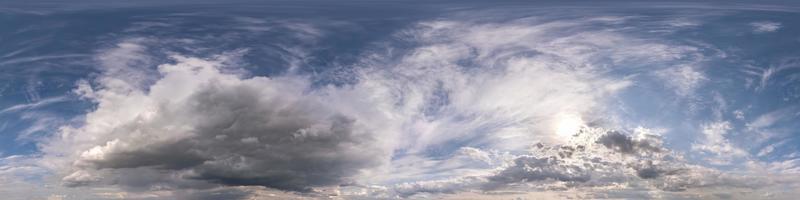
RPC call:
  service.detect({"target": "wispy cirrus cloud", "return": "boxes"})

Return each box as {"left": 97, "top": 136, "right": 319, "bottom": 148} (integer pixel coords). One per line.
{"left": 0, "top": 96, "right": 69, "bottom": 114}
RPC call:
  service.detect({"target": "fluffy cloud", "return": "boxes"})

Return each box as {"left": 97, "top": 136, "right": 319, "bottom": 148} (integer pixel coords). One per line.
{"left": 51, "top": 55, "right": 387, "bottom": 192}
{"left": 487, "top": 127, "right": 682, "bottom": 187}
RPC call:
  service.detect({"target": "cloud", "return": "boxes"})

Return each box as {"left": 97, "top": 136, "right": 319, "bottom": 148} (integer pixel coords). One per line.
{"left": 596, "top": 130, "right": 662, "bottom": 155}
{"left": 390, "top": 177, "right": 486, "bottom": 198}
{"left": 733, "top": 109, "right": 746, "bottom": 120}
{"left": 41, "top": 16, "right": 641, "bottom": 197}
{"left": 750, "top": 21, "right": 782, "bottom": 33}
{"left": 747, "top": 107, "right": 797, "bottom": 130}
{"left": 52, "top": 55, "right": 387, "bottom": 192}
{"left": 0, "top": 54, "right": 88, "bottom": 66}
{"left": 486, "top": 156, "right": 591, "bottom": 186}
{"left": 338, "top": 17, "right": 707, "bottom": 194}
{"left": 94, "top": 38, "right": 157, "bottom": 90}
{"left": 0, "top": 96, "right": 69, "bottom": 114}
{"left": 692, "top": 121, "right": 748, "bottom": 165}
{"left": 383, "top": 125, "right": 770, "bottom": 197}
{"left": 22, "top": 10, "right": 800, "bottom": 200}
{"left": 655, "top": 64, "right": 706, "bottom": 97}
{"left": 475, "top": 126, "right": 784, "bottom": 196}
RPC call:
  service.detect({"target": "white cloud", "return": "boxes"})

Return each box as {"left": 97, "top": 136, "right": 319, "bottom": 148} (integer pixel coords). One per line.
{"left": 765, "top": 159, "right": 800, "bottom": 173}
{"left": 757, "top": 143, "right": 777, "bottom": 157}
{"left": 0, "top": 96, "right": 68, "bottom": 114}
{"left": 692, "top": 121, "right": 748, "bottom": 165}
{"left": 750, "top": 21, "right": 782, "bottom": 33}
{"left": 655, "top": 65, "right": 706, "bottom": 97}
{"left": 733, "top": 109, "right": 745, "bottom": 120}
{"left": 747, "top": 107, "right": 797, "bottom": 130}
{"left": 95, "top": 38, "right": 156, "bottom": 90}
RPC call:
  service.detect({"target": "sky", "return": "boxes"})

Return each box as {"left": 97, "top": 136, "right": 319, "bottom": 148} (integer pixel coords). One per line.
{"left": 1, "top": 0, "right": 800, "bottom": 199}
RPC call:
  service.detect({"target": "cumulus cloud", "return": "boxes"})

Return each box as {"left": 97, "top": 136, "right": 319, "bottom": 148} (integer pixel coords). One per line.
{"left": 384, "top": 125, "right": 764, "bottom": 197}
{"left": 52, "top": 55, "right": 388, "bottom": 192}
{"left": 476, "top": 126, "right": 779, "bottom": 196}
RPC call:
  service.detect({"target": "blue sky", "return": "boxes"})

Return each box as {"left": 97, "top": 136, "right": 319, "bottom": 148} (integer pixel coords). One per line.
{"left": 1, "top": 1, "right": 800, "bottom": 199}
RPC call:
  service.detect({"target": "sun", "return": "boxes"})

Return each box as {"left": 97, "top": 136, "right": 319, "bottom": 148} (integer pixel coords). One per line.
{"left": 555, "top": 113, "right": 584, "bottom": 137}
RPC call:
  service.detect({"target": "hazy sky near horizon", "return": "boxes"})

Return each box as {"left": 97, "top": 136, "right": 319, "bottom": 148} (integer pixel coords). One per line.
{"left": 1, "top": 1, "right": 800, "bottom": 199}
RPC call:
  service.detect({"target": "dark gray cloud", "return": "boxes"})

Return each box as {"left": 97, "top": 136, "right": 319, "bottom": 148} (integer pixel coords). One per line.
{"left": 631, "top": 160, "right": 686, "bottom": 179}
{"left": 64, "top": 60, "right": 385, "bottom": 192}
{"left": 594, "top": 130, "right": 691, "bottom": 180}
{"left": 182, "top": 85, "right": 382, "bottom": 191}
{"left": 485, "top": 156, "right": 590, "bottom": 189}
{"left": 596, "top": 131, "right": 662, "bottom": 155}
